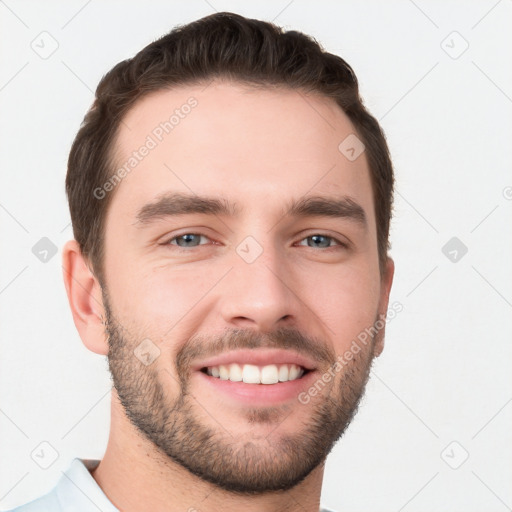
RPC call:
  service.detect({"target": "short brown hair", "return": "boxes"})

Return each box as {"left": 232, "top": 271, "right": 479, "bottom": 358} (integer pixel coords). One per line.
{"left": 66, "top": 11, "right": 394, "bottom": 284}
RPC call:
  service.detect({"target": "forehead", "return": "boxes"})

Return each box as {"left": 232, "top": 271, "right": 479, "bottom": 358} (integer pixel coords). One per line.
{"left": 108, "top": 81, "right": 375, "bottom": 227}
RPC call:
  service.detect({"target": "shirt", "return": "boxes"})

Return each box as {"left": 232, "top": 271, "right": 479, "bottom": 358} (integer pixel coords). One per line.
{"left": 6, "top": 458, "right": 336, "bottom": 511}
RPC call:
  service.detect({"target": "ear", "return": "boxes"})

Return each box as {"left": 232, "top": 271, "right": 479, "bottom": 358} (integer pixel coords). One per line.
{"left": 373, "top": 256, "right": 395, "bottom": 358}
{"left": 62, "top": 240, "right": 109, "bottom": 355}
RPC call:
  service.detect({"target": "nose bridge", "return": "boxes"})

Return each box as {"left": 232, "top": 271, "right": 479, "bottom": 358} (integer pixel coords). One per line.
{"left": 220, "top": 234, "right": 298, "bottom": 331}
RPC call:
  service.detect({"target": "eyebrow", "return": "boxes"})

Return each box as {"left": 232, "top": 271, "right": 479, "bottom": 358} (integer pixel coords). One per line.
{"left": 135, "top": 192, "right": 367, "bottom": 228}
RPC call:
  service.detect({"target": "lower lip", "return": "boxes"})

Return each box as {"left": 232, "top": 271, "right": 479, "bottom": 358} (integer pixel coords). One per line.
{"left": 194, "top": 370, "right": 317, "bottom": 406}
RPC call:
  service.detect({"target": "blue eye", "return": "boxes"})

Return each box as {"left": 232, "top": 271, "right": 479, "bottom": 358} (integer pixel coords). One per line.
{"left": 297, "top": 234, "right": 345, "bottom": 249}
{"left": 164, "top": 233, "right": 346, "bottom": 251}
{"left": 167, "top": 233, "right": 209, "bottom": 248}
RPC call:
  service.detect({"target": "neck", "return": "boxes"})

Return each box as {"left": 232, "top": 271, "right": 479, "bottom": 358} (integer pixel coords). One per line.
{"left": 91, "top": 392, "right": 325, "bottom": 512}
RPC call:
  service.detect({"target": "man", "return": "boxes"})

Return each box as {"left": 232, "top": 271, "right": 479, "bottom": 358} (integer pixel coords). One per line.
{"left": 10, "top": 11, "right": 394, "bottom": 512}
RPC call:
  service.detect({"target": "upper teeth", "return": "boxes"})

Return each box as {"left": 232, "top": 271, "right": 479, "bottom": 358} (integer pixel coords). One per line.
{"left": 206, "top": 363, "right": 305, "bottom": 384}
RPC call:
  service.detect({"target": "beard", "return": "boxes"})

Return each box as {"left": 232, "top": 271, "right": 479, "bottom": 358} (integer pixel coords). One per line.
{"left": 102, "top": 291, "right": 380, "bottom": 495}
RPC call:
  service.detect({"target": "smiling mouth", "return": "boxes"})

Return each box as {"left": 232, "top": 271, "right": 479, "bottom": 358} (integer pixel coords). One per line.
{"left": 200, "top": 363, "right": 310, "bottom": 385}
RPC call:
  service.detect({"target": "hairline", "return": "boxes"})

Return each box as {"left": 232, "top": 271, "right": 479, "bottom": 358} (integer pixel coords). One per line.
{"left": 92, "top": 78, "right": 386, "bottom": 284}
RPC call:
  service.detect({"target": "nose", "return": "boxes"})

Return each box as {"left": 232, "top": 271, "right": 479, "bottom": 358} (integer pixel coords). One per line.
{"left": 219, "top": 243, "right": 299, "bottom": 333}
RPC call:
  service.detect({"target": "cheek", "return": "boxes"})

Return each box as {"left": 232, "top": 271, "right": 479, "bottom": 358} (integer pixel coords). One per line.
{"left": 305, "top": 262, "right": 381, "bottom": 352}
{"left": 109, "top": 263, "right": 221, "bottom": 340}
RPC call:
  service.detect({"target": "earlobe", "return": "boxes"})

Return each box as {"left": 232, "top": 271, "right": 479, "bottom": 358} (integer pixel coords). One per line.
{"left": 372, "top": 312, "right": 387, "bottom": 357}
{"left": 62, "top": 240, "right": 109, "bottom": 355}
{"left": 374, "top": 256, "right": 395, "bottom": 358}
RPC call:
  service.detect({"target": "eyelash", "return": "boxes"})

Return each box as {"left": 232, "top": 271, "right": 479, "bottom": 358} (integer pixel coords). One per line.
{"left": 162, "top": 233, "right": 348, "bottom": 251}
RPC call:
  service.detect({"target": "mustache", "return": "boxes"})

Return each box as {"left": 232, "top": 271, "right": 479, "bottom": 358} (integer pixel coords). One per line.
{"left": 101, "top": 292, "right": 336, "bottom": 377}
{"left": 176, "top": 327, "right": 336, "bottom": 378}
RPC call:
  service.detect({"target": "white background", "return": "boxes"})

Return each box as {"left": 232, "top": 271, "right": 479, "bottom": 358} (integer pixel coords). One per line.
{"left": 1, "top": 1, "right": 511, "bottom": 511}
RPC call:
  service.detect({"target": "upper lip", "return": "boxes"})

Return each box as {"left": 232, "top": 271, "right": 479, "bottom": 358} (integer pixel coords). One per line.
{"left": 192, "top": 349, "right": 318, "bottom": 372}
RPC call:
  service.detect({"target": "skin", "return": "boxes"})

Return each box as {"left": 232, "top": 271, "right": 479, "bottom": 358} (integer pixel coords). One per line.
{"left": 62, "top": 81, "right": 394, "bottom": 512}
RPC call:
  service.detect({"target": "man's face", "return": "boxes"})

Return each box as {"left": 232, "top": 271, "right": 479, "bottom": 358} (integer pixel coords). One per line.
{"left": 100, "top": 81, "right": 393, "bottom": 493}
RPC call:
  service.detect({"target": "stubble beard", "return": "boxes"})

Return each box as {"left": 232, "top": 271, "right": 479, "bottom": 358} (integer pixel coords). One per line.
{"left": 103, "top": 294, "right": 379, "bottom": 494}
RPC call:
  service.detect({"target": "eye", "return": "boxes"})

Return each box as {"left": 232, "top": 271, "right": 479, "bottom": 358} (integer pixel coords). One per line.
{"left": 165, "top": 233, "right": 211, "bottom": 249}
{"left": 161, "top": 232, "right": 347, "bottom": 251}
{"left": 296, "top": 234, "right": 346, "bottom": 250}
